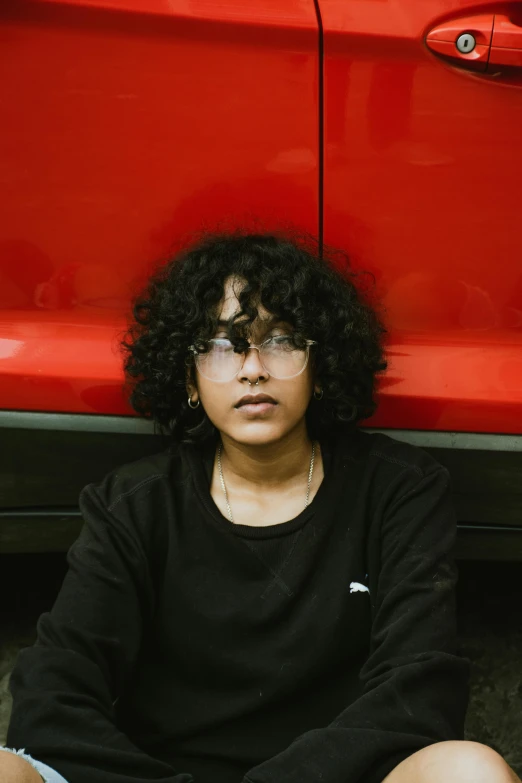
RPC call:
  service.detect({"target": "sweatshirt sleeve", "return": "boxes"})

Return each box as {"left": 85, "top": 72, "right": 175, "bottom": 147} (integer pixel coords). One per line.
{"left": 6, "top": 480, "right": 193, "bottom": 783}
{"left": 242, "top": 465, "right": 470, "bottom": 783}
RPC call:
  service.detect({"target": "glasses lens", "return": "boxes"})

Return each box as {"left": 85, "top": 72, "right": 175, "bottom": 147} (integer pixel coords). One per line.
{"left": 260, "top": 336, "right": 308, "bottom": 378}
{"left": 195, "top": 340, "right": 242, "bottom": 381}
{"left": 194, "top": 337, "right": 309, "bottom": 381}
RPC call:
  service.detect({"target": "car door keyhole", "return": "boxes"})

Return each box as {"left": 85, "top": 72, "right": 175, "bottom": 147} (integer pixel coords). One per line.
{"left": 456, "top": 33, "right": 476, "bottom": 53}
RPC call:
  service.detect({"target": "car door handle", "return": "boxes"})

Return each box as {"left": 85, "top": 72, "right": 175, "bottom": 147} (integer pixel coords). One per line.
{"left": 426, "top": 13, "right": 522, "bottom": 73}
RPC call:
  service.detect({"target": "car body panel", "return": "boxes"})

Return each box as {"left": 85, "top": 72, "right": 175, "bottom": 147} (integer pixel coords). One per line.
{"left": 2, "top": 0, "right": 522, "bottom": 433}
{"left": 319, "top": 0, "right": 522, "bottom": 434}
{"left": 0, "top": 0, "right": 319, "bottom": 411}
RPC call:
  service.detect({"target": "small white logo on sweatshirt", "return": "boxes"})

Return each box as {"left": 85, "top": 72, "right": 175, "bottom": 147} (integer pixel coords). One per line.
{"left": 350, "top": 581, "right": 370, "bottom": 594}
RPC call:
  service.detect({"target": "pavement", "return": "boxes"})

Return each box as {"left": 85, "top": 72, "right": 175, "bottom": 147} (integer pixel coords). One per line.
{"left": 1, "top": 555, "right": 521, "bottom": 775}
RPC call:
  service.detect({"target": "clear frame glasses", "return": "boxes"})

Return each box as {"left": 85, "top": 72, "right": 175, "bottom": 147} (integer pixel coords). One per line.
{"left": 188, "top": 336, "right": 317, "bottom": 383}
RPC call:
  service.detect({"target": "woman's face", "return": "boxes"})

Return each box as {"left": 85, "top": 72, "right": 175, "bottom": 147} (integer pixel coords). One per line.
{"left": 187, "top": 276, "right": 320, "bottom": 447}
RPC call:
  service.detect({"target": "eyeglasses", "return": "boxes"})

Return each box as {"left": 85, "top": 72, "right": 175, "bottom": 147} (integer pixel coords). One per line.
{"left": 188, "top": 336, "right": 317, "bottom": 382}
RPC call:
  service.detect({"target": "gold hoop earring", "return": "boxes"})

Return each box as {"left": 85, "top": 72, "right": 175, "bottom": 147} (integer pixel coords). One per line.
{"left": 188, "top": 395, "right": 200, "bottom": 409}
{"left": 313, "top": 388, "right": 324, "bottom": 400}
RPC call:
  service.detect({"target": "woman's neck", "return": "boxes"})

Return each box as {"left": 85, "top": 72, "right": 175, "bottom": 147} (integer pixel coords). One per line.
{"left": 218, "top": 426, "right": 317, "bottom": 490}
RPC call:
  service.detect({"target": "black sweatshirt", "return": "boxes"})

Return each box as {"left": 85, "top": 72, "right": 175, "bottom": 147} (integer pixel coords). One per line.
{"left": 7, "top": 429, "right": 470, "bottom": 783}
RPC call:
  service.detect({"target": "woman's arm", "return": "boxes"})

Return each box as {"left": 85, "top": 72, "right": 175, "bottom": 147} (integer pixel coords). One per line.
{"left": 7, "top": 480, "right": 193, "bottom": 783}
{"left": 242, "top": 465, "right": 470, "bottom": 783}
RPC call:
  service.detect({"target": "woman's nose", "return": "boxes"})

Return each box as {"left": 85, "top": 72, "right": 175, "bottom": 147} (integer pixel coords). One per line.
{"left": 239, "top": 346, "right": 269, "bottom": 382}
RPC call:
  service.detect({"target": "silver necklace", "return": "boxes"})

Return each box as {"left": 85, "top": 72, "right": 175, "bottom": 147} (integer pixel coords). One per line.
{"left": 217, "top": 441, "right": 316, "bottom": 524}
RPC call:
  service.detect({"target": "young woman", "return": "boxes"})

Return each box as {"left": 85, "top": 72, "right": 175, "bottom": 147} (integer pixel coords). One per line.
{"left": 2, "top": 232, "right": 520, "bottom": 783}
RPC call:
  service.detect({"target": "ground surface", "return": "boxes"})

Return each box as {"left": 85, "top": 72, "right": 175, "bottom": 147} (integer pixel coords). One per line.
{"left": 1, "top": 554, "right": 521, "bottom": 776}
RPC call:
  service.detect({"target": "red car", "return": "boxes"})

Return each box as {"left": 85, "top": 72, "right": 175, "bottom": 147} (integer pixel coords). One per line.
{"left": 1, "top": 0, "right": 521, "bottom": 558}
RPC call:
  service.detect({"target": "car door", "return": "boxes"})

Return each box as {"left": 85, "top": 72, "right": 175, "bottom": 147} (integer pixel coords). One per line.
{"left": 0, "top": 0, "right": 320, "bottom": 549}
{"left": 317, "top": 0, "right": 522, "bottom": 436}
{"left": 0, "top": 0, "right": 320, "bottom": 415}
{"left": 316, "top": 0, "right": 522, "bottom": 557}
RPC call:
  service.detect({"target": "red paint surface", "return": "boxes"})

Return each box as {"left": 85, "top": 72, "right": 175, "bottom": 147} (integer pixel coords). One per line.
{"left": 319, "top": 0, "right": 522, "bottom": 433}
{"left": 1, "top": 0, "right": 521, "bottom": 434}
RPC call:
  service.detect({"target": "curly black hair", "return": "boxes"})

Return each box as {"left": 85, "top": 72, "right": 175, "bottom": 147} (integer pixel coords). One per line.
{"left": 120, "top": 229, "right": 388, "bottom": 444}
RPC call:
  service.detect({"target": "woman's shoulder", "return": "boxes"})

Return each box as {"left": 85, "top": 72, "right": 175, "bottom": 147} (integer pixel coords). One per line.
{"left": 82, "top": 440, "right": 190, "bottom": 512}
{"left": 333, "top": 427, "right": 448, "bottom": 483}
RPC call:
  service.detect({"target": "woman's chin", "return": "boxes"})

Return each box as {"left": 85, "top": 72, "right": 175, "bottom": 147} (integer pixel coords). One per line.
{"left": 219, "top": 421, "right": 303, "bottom": 448}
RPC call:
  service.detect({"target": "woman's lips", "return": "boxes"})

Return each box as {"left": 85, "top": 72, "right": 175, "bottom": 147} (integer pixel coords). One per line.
{"left": 236, "top": 402, "right": 277, "bottom": 415}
